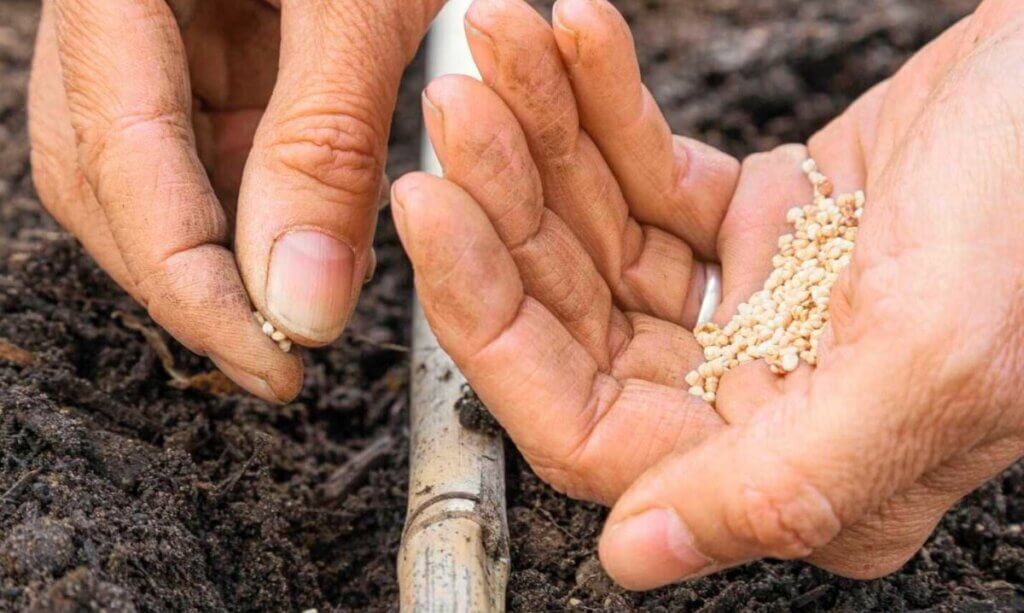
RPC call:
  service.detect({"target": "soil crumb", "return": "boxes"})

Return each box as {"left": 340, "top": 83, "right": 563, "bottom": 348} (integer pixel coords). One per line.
{"left": 5, "top": 0, "right": 1023, "bottom": 611}
{"left": 455, "top": 385, "right": 502, "bottom": 436}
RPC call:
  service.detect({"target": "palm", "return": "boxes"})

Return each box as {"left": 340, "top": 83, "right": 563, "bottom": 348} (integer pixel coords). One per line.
{"left": 397, "top": 0, "right": 1024, "bottom": 583}
{"left": 710, "top": 5, "right": 1024, "bottom": 577}
{"left": 393, "top": 0, "right": 834, "bottom": 503}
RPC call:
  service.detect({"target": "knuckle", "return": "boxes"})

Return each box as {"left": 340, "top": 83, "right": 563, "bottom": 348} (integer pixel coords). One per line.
{"left": 266, "top": 107, "right": 384, "bottom": 204}
{"left": 82, "top": 110, "right": 191, "bottom": 171}
{"left": 727, "top": 461, "right": 842, "bottom": 559}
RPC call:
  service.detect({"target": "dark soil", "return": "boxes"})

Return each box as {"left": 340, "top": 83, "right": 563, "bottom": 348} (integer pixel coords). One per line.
{"left": 455, "top": 386, "right": 501, "bottom": 436}
{"left": 3, "top": 0, "right": 1022, "bottom": 611}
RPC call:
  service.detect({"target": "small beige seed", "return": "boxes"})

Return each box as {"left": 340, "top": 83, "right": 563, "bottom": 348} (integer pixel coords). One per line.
{"left": 688, "top": 158, "right": 860, "bottom": 405}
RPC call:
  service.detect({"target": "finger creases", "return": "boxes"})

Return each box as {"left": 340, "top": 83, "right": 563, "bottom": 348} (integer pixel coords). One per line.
{"left": 462, "top": 0, "right": 704, "bottom": 325}
{"left": 52, "top": 0, "right": 302, "bottom": 401}
{"left": 598, "top": 325, "right": 993, "bottom": 590}
{"left": 551, "top": 0, "right": 740, "bottom": 258}
{"left": 423, "top": 75, "right": 616, "bottom": 367}
{"left": 233, "top": 0, "right": 422, "bottom": 346}
{"left": 392, "top": 173, "right": 725, "bottom": 504}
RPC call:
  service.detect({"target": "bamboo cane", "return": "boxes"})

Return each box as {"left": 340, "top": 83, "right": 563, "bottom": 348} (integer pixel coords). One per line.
{"left": 398, "top": 2, "right": 511, "bottom": 610}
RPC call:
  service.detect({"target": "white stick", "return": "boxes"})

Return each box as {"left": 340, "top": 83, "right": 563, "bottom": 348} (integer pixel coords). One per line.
{"left": 398, "top": 2, "right": 510, "bottom": 611}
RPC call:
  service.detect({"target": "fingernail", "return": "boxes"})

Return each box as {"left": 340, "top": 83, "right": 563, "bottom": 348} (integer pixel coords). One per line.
{"left": 422, "top": 88, "right": 448, "bottom": 162}
{"left": 267, "top": 230, "right": 354, "bottom": 342}
{"left": 422, "top": 89, "right": 444, "bottom": 126}
{"left": 464, "top": 21, "right": 498, "bottom": 83}
{"left": 604, "top": 509, "right": 711, "bottom": 585}
{"left": 364, "top": 248, "right": 377, "bottom": 284}
{"left": 210, "top": 356, "right": 282, "bottom": 404}
{"left": 552, "top": 14, "right": 580, "bottom": 65}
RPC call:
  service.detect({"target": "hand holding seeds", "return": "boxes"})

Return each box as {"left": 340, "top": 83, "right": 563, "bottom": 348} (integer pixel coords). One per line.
{"left": 28, "top": 0, "right": 445, "bottom": 402}
{"left": 396, "top": 0, "right": 1024, "bottom": 589}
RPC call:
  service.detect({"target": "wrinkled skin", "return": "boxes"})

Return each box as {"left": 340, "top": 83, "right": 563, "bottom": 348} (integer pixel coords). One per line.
{"left": 28, "top": 0, "right": 443, "bottom": 402}
{"left": 393, "top": 0, "right": 1024, "bottom": 590}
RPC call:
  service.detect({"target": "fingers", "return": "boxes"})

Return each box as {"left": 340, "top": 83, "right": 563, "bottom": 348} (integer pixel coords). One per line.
{"left": 392, "top": 172, "right": 601, "bottom": 477}
{"left": 597, "top": 331, "right": 986, "bottom": 590}
{"left": 28, "top": 2, "right": 137, "bottom": 299}
{"left": 415, "top": 73, "right": 712, "bottom": 385}
{"left": 234, "top": 0, "right": 441, "bottom": 346}
{"left": 423, "top": 75, "right": 620, "bottom": 367}
{"left": 393, "top": 173, "right": 725, "bottom": 503}
{"left": 465, "top": 0, "right": 705, "bottom": 327}
{"left": 551, "top": 0, "right": 739, "bottom": 258}
{"left": 53, "top": 0, "right": 301, "bottom": 401}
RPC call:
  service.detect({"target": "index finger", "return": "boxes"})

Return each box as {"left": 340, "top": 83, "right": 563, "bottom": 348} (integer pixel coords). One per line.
{"left": 53, "top": 0, "right": 302, "bottom": 401}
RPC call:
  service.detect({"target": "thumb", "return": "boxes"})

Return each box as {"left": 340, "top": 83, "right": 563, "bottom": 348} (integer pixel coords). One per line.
{"left": 235, "top": 0, "right": 443, "bottom": 346}
{"left": 598, "top": 329, "right": 986, "bottom": 590}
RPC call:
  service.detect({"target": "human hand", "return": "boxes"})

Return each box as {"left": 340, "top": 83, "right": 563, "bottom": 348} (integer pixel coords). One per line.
{"left": 390, "top": 0, "right": 823, "bottom": 504}
{"left": 395, "top": 0, "right": 1024, "bottom": 588}
{"left": 598, "top": 0, "right": 1024, "bottom": 588}
{"left": 28, "top": 0, "right": 443, "bottom": 401}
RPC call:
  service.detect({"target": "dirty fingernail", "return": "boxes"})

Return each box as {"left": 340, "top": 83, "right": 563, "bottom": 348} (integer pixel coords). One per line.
{"left": 364, "top": 248, "right": 377, "bottom": 284}
{"left": 601, "top": 508, "right": 711, "bottom": 589}
{"left": 267, "top": 230, "right": 354, "bottom": 343}
{"left": 210, "top": 356, "right": 282, "bottom": 404}
{"left": 464, "top": 22, "right": 498, "bottom": 83}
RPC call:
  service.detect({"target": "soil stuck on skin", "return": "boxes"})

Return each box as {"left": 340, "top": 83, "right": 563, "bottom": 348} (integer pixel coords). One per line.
{"left": 2, "top": 0, "right": 1022, "bottom": 611}
{"left": 455, "top": 385, "right": 502, "bottom": 436}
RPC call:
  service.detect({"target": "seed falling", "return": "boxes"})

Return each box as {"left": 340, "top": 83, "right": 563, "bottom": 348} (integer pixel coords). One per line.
{"left": 686, "top": 158, "right": 864, "bottom": 405}
{"left": 254, "top": 311, "right": 293, "bottom": 353}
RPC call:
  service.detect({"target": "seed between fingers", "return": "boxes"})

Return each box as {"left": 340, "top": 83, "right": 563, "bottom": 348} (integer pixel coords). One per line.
{"left": 686, "top": 158, "right": 864, "bottom": 405}
{"left": 254, "top": 311, "right": 293, "bottom": 352}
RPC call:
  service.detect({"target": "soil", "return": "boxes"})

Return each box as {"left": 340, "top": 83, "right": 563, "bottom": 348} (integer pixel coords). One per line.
{"left": 455, "top": 386, "right": 501, "bottom": 436}
{"left": 2, "top": 0, "right": 1022, "bottom": 611}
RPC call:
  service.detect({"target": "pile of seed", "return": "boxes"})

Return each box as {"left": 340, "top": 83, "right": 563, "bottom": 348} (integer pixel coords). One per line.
{"left": 254, "top": 311, "right": 293, "bottom": 352}
{"left": 685, "top": 159, "right": 864, "bottom": 405}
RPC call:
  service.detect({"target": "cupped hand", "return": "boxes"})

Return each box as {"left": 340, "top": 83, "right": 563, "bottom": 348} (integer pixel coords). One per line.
{"left": 390, "top": 0, "right": 823, "bottom": 504}
{"left": 395, "top": 0, "right": 1024, "bottom": 589}
{"left": 598, "top": 0, "right": 1024, "bottom": 589}
{"left": 28, "top": 0, "right": 443, "bottom": 401}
